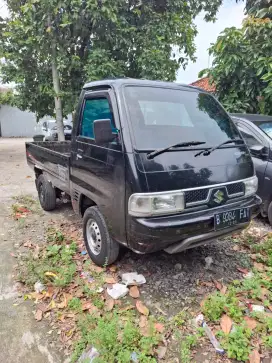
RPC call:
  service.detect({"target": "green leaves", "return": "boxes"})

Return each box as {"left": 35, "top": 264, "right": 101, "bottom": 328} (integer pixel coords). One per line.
{"left": 1, "top": 0, "right": 226, "bottom": 119}
{"left": 200, "top": 12, "right": 272, "bottom": 115}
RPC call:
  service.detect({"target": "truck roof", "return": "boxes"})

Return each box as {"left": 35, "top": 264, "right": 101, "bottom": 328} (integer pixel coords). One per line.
{"left": 83, "top": 78, "right": 205, "bottom": 93}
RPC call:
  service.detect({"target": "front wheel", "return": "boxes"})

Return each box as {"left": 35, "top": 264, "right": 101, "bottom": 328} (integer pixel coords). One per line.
{"left": 83, "top": 207, "right": 120, "bottom": 266}
{"left": 267, "top": 201, "right": 272, "bottom": 226}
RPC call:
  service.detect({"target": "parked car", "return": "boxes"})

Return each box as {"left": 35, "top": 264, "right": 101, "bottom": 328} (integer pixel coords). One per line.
{"left": 41, "top": 119, "right": 72, "bottom": 141}
{"left": 26, "top": 79, "right": 261, "bottom": 266}
{"left": 231, "top": 113, "right": 272, "bottom": 224}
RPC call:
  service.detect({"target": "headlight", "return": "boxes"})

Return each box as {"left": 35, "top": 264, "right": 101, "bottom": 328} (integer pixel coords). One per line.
{"left": 128, "top": 191, "right": 185, "bottom": 217}
{"left": 244, "top": 176, "right": 258, "bottom": 197}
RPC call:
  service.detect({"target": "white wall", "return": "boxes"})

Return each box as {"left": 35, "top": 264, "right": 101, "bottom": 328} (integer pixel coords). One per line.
{"left": 0, "top": 105, "right": 72, "bottom": 137}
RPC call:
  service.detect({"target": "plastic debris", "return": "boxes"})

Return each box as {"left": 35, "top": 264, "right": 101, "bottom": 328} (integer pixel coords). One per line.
{"left": 80, "top": 271, "right": 94, "bottom": 283}
{"left": 78, "top": 347, "right": 99, "bottom": 362}
{"left": 244, "top": 271, "right": 254, "bottom": 279}
{"left": 252, "top": 305, "right": 265, "bottom": 313}
{"left": 96, "top": 287, "right": 104, "bottom": 293}
{"left": 34, "top": 281, "right": 45, "bottom": 293}
{"left": 121, "top": 272, "right": 146, "bottom": 286}
{"left": 204, "top": 256, "right": 213, "bottom": 269}
{"left": 195, "top": 314, "right": 224, "bottom": 354}
{"left": 81, "top": 250, "right": 87, "bottom": 256}
{"left": 131, "top": 352, "right": 138, "bottom": 362}
{"left": 107, "top": 283, "right": 128, "bottom": 299}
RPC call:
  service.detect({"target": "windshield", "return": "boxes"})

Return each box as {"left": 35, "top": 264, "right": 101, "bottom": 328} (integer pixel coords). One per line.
{"left": 256, "top": 121, "right": 272, "bottom": 139}
{"left": 124, "top": 86, "right": 240, "bottom": 150}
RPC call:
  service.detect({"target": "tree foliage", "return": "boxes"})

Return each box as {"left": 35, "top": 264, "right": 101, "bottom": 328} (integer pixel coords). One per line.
{"left": 0, "top": 0, "right": 224, "bottom": 121}
{"left": 199, "top": 7, "right": 272, "bottom": 115}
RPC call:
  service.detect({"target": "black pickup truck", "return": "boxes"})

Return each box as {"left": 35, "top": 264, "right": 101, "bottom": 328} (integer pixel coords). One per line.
{"left": 26, "top": 78, "right": 261, "bottom": 266}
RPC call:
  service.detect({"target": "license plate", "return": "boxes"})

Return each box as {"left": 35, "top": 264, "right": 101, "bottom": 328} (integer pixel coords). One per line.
{"left": 214, "top": 208, "right": 250, "bottom": 231}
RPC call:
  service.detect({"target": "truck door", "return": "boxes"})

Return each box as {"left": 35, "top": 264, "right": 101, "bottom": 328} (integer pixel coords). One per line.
{"left": 70, "top": 90, "right": 126, "bottom": 245}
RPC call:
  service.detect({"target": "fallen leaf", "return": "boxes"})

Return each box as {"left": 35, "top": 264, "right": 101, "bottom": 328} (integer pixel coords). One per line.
{"left": 26, "top": 175, "right": 32, "bottom": 178}
{"left": 213, "top": 280, "right": 222, "bottom": 291}
{"left": 157, "top": 346, "right": 167, "bottom": 359}
{"left": 201, "top": 281, "right": 214, "bottom": 287}
{"left": 44, "top": 271, "right": 58, "bottom": 278}
{"left": 45, "top": 286, "right": 54, "bottom": 298}
{"left": 105, "top": 299, "right": 114, "bottom": 312}
{"left": 35, "top": 309, "right": 43, "bottom": 321}
{"left": 268, "top": 306, "right": 272, "bottom": 312}
{"left": 119, "top": 305, "right": 134, "bottom": 312}
{"left": 114, "top": 300, "right": 122, "bottom": 306}
{"left": 90, "top": 265, "right": 104, "bottom": 273}
{"left": 136, "top": 300, "right": 149, "bottom": 316}
{"left": 237, "top": 267, "right": 249, "bottom": 274}
{"left": 221, "top": 285, "right": 228, "bottom": 295}
{"left": 154, "top": 323, "right": 165, "bottom": 333}
{"left": 220, "top": 314, "right": 232, "bottom": 334}
{"left": 253, "top": 262, "right": 265, "bottom": 272}
{"left": 261, "top": 287, "right": 269, "bottom": 301}
{"left": 244, "top": 316, "right": 257, "bottom": 330}
{"left": 109, "top": 266, "right": 117, "bottom": 272}
{"left": 139, "top": 315, "right": 148, "bottom": 328}
{"left": 232, "top": 245, "right": 240, "bottom": 251}
{"left": 36, "top": 303, "right": 49, "bottom": 313}
{"left": 129, "top": 286, "right": 140, "bottom": 298}
{"left": 57, "top": 294, "right": 68, "bottom": 309}
{"left": 82, "top": 302, "right": 93, "bottom": 311}
{"left": 105, "top": 277, "right": 117, "bottom": 284}
{"left": 249, "top": 349, "right": 260, "bottom": 363}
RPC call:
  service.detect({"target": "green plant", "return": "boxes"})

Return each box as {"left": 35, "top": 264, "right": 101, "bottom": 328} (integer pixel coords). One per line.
{"left": 203, "top": 292, "right": 227, "bottom": 321}
{"left": 172, "top": 310, "right": 188, "bottom": 328}
{"left": 68, "top": 298, "right": 83, "bottom": 312}
{"left": 218, "top": 326, "right": 252, "bottom": 361}
{"left": 180, "top": 334, "right": 199, "bottom": 363}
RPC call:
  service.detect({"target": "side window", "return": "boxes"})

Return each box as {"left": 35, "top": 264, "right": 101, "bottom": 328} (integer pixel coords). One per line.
{"left": 80, "top": 97, "right": 116, "bottom": 139}
{"left": 237, "top": 125, "right": 262, "bottom": 148}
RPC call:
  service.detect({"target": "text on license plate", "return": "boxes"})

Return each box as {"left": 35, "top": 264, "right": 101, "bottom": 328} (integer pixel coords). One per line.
{"left": 214, "top": 208, "right": 250, "bottom": 231}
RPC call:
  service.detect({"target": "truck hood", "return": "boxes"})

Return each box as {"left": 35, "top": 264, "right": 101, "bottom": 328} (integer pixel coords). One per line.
{"left": 134, "top": 146, "right": 254, "bottom": 192}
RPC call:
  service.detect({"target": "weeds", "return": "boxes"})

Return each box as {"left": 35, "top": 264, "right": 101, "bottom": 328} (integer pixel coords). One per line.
{"left": 218, "top": 325, "right": 252, "bottom": 361}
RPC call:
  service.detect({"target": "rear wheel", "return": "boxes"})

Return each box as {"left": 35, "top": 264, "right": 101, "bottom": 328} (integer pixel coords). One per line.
{"left": 37, "top": 174, "right": 56, "bottom": 211}
{"left": 83, "top": 206, "right": 119, "bottom": 266}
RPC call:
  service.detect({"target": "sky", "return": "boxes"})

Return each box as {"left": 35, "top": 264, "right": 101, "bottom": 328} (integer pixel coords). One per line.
{"left": 0, "top": 0, "right": 245, "bottom": 85}
{"left": 178, "top": 1, "right": 245, "bottom": 84}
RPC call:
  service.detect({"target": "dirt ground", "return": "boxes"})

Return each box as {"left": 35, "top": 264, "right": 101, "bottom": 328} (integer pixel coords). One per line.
{"left": 0, "top": 138, "right": 69, "bottom": 363}
{"left": 0, "top": 138, "right": 271, "bottom": 362}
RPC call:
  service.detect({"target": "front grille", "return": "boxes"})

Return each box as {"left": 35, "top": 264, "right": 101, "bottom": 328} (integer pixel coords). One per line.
{"left": 226, "top": 182, "right": 244, "bottom": 196}
{"left": 185, "top": 189, "right": 209, "bottom": 204}
{"left": 185, "top": 181, "right": 245, "bottom": 206}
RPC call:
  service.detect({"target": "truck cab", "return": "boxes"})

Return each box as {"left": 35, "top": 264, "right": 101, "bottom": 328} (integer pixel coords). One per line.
{"left": 26, "top": 79, "right": 261, "bottom": 266}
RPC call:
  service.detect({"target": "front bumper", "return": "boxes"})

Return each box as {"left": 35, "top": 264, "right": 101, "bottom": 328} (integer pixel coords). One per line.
{"left": 127, "top": 195, "right": 261, "bottom": 254}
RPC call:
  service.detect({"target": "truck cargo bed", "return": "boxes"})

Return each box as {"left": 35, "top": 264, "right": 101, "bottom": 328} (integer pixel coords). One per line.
{"left": 26, "top": 141, "right": 71, "bottom": 193}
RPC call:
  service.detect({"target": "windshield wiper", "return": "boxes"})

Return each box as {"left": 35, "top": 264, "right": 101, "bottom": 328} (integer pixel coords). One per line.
{"left": 194, "top": 138, "right": 244, "bottom": 157}
{"left": 147, "top": 141, "right": 206, "bottom": 160}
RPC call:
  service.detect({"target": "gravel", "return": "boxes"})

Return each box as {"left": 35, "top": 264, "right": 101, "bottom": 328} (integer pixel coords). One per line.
{"left": 117, "top": 217, "right": 272, "bottom": 316}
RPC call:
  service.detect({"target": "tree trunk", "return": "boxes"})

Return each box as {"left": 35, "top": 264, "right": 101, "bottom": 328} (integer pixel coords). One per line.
{"left": 51, "top": 39, "right": 65, "bottom": 141}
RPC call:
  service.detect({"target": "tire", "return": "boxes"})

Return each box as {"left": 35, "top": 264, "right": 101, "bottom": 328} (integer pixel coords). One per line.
{"left": 83, "top": 206, "right": 120, "bottom": 266}
{"left": 37, "top": 174, "right": 56, "bottom": 211}
{"left": 268, "top": 201, "right": 272, "bottom": 226}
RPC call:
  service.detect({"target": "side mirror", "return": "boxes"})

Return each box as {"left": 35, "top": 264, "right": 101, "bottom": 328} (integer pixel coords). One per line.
{"left": 93, "top": 119, "right": 115, "bottom": 144}
{"left": 250, "top": 145, "right": 268, "bottom": 158}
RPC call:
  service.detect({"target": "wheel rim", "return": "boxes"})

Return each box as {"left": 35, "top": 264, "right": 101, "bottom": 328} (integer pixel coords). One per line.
{"left": 39, "top": 184, "right": 45, "bottom": 204}
{"left": 86, "top": 219, "right": 102, "bottom": 255}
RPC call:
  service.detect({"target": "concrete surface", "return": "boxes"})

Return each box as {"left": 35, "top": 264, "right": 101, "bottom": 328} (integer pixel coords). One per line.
{"left": 0, "top": 138, "right": 64, "bottom": 363}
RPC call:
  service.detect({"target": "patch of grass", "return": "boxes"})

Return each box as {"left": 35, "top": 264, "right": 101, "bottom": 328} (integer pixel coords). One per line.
{"left": 172, "top": 310, "right": 189, "bottom": 328}
{"left": 18, "top": 235, "right": 78, "bottom": 288}
{"left": 68, "top": 298, "right": 83, "bottom": 312}
{"left": 217, "top": 326, "right": 252, "bottom": 361}
{"left": 179, "top": 331, "right": 203, "bottom": 363}
{"left": 71, "top": 313, "right": 159, "bottom": 363}
{"left": 202, "top": 292, "right": 227, "bottom": 321}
